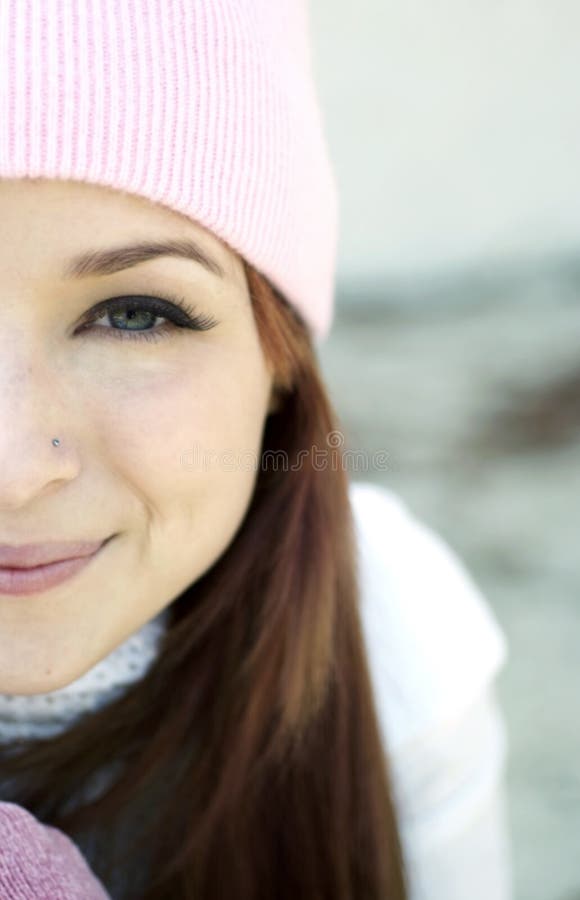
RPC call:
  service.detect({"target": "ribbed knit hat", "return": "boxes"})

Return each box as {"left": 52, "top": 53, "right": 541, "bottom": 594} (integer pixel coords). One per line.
{"left": 0, "top": 0, "right": 338, "bottom": 342}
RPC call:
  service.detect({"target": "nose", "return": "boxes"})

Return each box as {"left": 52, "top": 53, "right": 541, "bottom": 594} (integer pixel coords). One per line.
{"left": 0, "top": 358, "right": 80, "bottom": 509}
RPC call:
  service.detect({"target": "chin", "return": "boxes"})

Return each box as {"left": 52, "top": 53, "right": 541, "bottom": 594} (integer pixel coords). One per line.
{"left": 0, "top": 657, "right": 87, "bottom": 697}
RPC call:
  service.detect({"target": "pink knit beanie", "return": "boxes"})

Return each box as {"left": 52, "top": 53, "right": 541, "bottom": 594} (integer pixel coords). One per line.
{"left": 0, "top": 0, "right": 338, "bottom": 342}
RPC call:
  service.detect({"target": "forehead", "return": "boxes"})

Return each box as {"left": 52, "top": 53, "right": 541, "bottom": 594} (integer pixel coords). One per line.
{"left": 0, "top": 178, "right": 240, "bottom": 284}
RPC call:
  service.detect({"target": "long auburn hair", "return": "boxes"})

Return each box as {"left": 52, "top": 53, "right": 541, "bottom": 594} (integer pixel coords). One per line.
{"left": 0, "top": 260, "right": 408, "bottom": 900}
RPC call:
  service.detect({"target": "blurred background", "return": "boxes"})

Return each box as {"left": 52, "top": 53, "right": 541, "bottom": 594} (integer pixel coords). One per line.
{"left": 309, "top": 3, "right": 580, "bottom": 899}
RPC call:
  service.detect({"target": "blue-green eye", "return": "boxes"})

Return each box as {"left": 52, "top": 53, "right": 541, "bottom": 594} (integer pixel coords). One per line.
{"left": 76, "top": 293, "right": 218, "bottom": 344}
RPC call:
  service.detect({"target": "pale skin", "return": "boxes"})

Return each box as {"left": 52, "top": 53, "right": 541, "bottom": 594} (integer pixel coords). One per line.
{"left": 0, "top": 178, "right": 278, "bottom": 695}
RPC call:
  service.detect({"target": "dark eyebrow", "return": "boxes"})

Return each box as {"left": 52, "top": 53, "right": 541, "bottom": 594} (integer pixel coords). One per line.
{"left": 62, "top": 239, "right": 226, "bottom": 280}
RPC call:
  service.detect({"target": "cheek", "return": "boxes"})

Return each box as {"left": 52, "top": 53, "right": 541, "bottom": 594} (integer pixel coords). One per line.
{"left": 87, "top": 355, "right": 270, "bottom": 572}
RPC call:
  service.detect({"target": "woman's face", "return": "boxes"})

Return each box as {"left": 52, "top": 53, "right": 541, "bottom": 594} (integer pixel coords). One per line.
{"left": 0, "top": 178, "right": 277, "bottom": 693}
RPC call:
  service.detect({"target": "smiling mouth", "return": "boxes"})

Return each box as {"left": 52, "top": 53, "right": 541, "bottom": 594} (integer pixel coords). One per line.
{"left": 0, "top": 536, "right": 114, "bottom": 596}
{"left": 0, "top": 537, "right": 112, "bottom": 568}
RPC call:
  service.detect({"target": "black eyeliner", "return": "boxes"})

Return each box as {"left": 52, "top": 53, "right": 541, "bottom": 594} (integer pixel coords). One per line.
{"left": 80, "top": 293, "right": 219, "bottom": 333}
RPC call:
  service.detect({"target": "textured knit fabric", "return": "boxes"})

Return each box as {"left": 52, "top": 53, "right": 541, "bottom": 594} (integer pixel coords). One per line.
{"left": 0, "top": 802, "right": 110, "bottom": 899}
{"left": 0, "top": 0, "right": 338, "bottom": 343}
{"left": 0, "top": 481, "right": 511, "bottom": 898}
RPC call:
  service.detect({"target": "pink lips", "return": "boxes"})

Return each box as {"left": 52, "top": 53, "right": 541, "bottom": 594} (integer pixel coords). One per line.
{"left": 0, "top": 540, "right": 106, "bottom": 568}
{"left": 0, "top": 538, "right": 111, "bottom": 596}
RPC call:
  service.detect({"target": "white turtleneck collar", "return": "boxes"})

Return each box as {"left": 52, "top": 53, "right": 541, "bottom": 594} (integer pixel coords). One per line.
{"left": 0, "top": 608, "right": 170, "bottom": 743}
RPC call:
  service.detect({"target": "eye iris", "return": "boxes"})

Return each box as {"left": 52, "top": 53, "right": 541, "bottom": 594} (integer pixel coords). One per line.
{"left": 110, "top": 306, "right": 157, "bottom": 331}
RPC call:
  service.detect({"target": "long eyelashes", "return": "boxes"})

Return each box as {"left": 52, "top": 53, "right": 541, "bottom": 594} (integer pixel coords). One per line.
{"left": 76, "top": 293, "right": 219, "bottom": 344}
